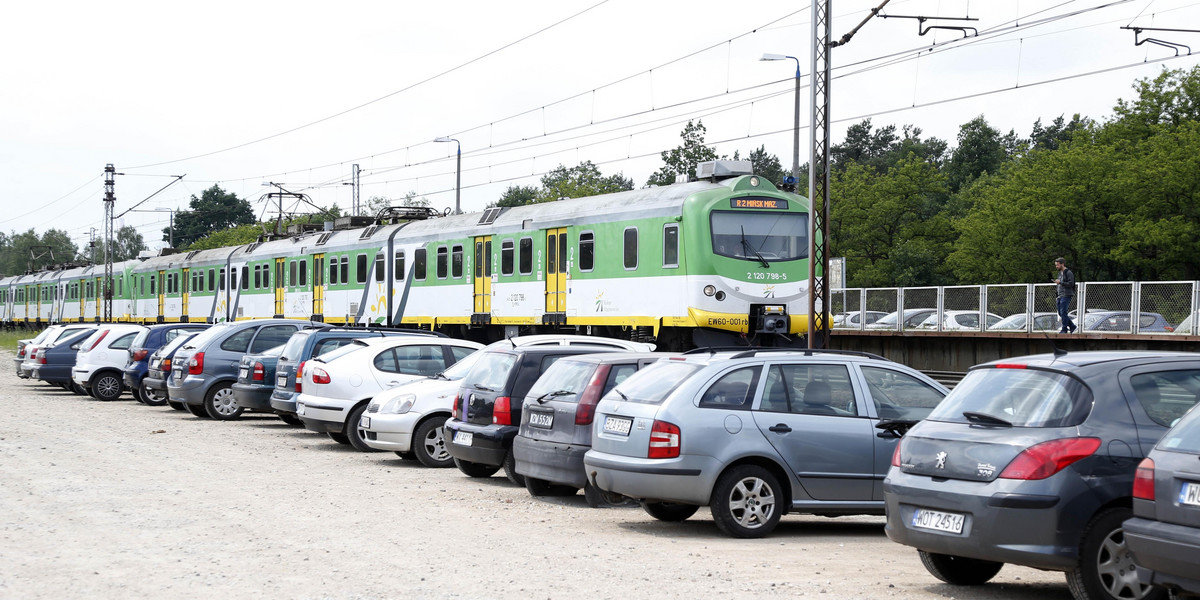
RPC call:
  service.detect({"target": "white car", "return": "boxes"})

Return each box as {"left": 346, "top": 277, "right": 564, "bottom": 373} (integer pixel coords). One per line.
{"left": 71, "top": 324, "right": 147, "bottom": 401}
{"left": 913, "top": 310, "right": 1002, "bottom": 331}
{"left": 295, "top": 336, "right": 484, "bottom": 451}
{"left": 18, "top": 324, "right": 98, "bottom": 381}
{"left": 361, "top": 334, "right": 657, "bottom": 467}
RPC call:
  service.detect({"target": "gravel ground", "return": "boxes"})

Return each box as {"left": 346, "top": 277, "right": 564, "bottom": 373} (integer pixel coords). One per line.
{"left": 0, "top": 353, "right": 1073, "bottom": 600}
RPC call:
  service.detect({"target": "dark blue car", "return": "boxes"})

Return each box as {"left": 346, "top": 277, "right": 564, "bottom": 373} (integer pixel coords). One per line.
{"left": 29, "top": 329, "right": 96, "bottom": 392}
{"left": 123, "top": 323, "right": 209, "bottom": 406}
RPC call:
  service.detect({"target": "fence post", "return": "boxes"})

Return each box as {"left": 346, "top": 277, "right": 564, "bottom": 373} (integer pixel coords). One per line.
{"left": 1132, "top": 282, "right": 1141, "bottom": 334}
{"left": 897, "top": 287, "right": 905, "bottom": 332}
{"left": 979, "top": 285, "right": 987, "bottom": 332}
{"left": 936, "top": 286, "right": 944, "bottom": 332}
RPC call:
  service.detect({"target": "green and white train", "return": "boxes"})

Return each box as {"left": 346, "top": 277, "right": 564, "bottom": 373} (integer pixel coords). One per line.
{"left": 0, "top": 162, "right": 813, "bottom": 349}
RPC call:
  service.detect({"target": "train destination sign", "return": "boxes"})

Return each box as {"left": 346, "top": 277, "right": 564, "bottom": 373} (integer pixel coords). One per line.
{"left": 730, "top": 198, "right": 788, "bottom": 210}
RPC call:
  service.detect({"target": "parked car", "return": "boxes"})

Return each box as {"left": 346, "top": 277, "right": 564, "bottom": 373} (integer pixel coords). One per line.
{"left": 169, "top": 319, "right": 308, "bottom": 420}
{"left": 883, "top": 351, "right": 1200, "bottom": 600}
{"left": 832, "top": 311, "right": 887, "bottom": 329}
{"left": 1125, "top": 397, "right": 1200, "bottom": 599}
{"left": 71, "top": 324, "right": 148, "bottom": 401}
{"left": 584, "top": 348, "right": 949, "bottom": 537}
{"left": 1171, "top": 312, "right": 1198, "bottom": 336}
{"left": 28, "top": 329, "right": 96, "bottom": 391}
{"left": 913, "top": 311, "right": 1003, "bottom": 331}
{"left": 362, "top": 335, "right": 659, "bottom": 466}
{"left": 230, "top": 344, "right": 288, "bottom": 414}
{"left": 15, "top": 325, "right": 60, "bottom": 378}
{"left": 18, "top": 324, "right": 97, "bottom": 380}
{"left": 295, "top": 336, "right": 483, "bottom": 451}
{"left": 269, "top": 327, "right": 444, "bottom": 426}
{"left": 143, "top": 332, "right": 200, "bottom": 412}
{"left": 123, "top": 323, "right": 209, "bottom": 406}
{"left": 513, "top": 352, "right": 668, "bottom": 505}
{"left": 866, "top": 308, "right": 938, "bottom": 331}
{"left": 1081, "top": 310, "right": 1174, "bottom": 333}
{"left": 988, "top": 312, "right": 1059, "bottom": 332}
{"left": 446, "top": 345, "right": 629, "bottom": 485}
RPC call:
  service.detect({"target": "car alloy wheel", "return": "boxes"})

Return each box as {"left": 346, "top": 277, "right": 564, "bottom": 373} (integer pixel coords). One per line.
{"left": 1067, "top": 507, "right": 1164, "bottom": 600}
{"left": 92, "top": 373, "right": 123, "bottom": 402}
{"left": 141, "top": 384, "right": 168, "bottom": 407}
{"left": 711, "top": 465, "right": 782, "bottom": 538}
{"left": 413, "top": 417, "right": 453, "bottom": 468}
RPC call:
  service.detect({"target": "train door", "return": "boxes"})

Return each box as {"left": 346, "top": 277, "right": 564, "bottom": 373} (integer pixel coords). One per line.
{"left": 545, "top": 228, "right": 567, "bottom": 313}
{"left": 274, "top": 258, "right": 286, "bottom": 317}
{"left": 157, "top": 271, "right": 166, "bottom": 321}
{"left": 473, "top": 236, "right": 492, "bottom": 314}
{"left": 34, "top": 284, "right": 42, "bottom": 323}
{"left": 95, "top": 277, "right": 103, "bottom": 321}
{"left": 312, "top": 254, "right": 325, "bottom": 320}
{"left": 181, "top": 268, "right": 190, "bottom": 321}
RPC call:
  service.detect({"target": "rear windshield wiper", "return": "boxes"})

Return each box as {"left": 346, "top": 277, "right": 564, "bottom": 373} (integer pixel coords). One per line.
{"left": 963, "top": 411, "right": 1013, "bottom": 427}
{"left": 535, "top": 389, "right": 575, "bottom": 403}
{"left": 740, "top": 226, "right": 770, "bottom": 268}
{"left": 473, "top": 384, "right": 496, "bottom": 392}
{"left": 613, "top": 389, "right": 629, "bottom": 401}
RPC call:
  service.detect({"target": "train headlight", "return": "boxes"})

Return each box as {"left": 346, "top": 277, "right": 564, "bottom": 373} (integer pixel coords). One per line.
{"left": 715, "top": 291, "right": 726, "bottom": 301}
{"left": 703, "top": 285, "right": 716, "bottom": 297}
{"left": 749, "top": 176, "right": 760, "bottom": 187}
{"left": 764, "top": 305, "right": 785, "bottom": 315}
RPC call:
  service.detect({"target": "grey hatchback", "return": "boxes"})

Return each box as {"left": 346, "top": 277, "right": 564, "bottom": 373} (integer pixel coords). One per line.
{"left": 884, "top": 351, "right": 1200, "bottom": 600}
{"left": 584, "top": 348, "right": 948, "bottom": 537}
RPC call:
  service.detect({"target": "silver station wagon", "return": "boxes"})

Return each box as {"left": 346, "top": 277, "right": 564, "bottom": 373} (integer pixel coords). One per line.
{"left": 584, "top": 348, "right": 948, "bottom": 537}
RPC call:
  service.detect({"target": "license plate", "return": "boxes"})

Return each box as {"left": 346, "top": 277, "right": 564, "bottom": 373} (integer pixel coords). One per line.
{"left": 911, "top": 508, "right": 966, "bottom": 534}
{"left": 359, "top": 416, "right": 371, "bottom": 429}
{"left": 1180, "top": 482, "right": 1200, "bottom": 506}
{"left": 529, "top": 411, "right": 554, "bottom": 428}
{"left": 453, "top": 431, "right": 473, "bottom": 446}
{"left": 277, "top": 375, "right": 287, "bottom": 388}
{"left": 297, "top": 403, "right": 305, "bottom": 416}
{"left": 603, "top": 416, "right": 633, "bottom": 436}
{"left": 239, "top": 367, "right": 248, "bottom": 380}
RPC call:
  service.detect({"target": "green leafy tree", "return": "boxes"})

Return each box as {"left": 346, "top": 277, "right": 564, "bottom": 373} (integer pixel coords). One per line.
{"left": 168, "top": 185, "right": 255, "bottom": 247}
{"left": 1030, "top": 114, "right": 1088, "bottom": 152}
{"left": 946, "top": 116, "right": 1013, "bottom": 192}
{"left": 535, "top": 161, "right": 633, "bottom": 203}
{"left": 185, "top": 224, "right": 266, "bottom": 251}
{"left": 0, "top": 228, "right": 79, "bottom": 274}
{"left": 646, "top": 120, "right": 720, "bottom": 186}
{"left": 1109, "top": 66, "right": 1200, "bottom": 140}
{"left": 104, "top": 226, "right": 147, "bottom": 262}
{"left": 491, "top": 185, "right": 539, "bottom": 208}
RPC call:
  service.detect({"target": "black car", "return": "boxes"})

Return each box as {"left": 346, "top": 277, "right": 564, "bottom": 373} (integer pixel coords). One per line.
{"left": 123, "top": 323, "right": 209, "bottom": 406}
{"left": 28, "top": 329, "right": 96, "bottom": 391}
{"left": 445, "top": 345, "right": 624, "bottom": 485}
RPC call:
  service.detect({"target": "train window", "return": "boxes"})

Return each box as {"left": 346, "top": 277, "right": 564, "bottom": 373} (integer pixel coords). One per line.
{"left": 208, "top": 269, "right": 215, "bottom": 291}
{"left": 289, "top": 261, "right": 297, "bottom": 287}
{"left": 452, "top": 245, "right": 463, "bottom": 279}
{"left": 340, "top": 256, "right": 349, "bottom": 284}
{"left": 374, "top": 253, "right": 384, "bottom": 283}
{"left": 623, "top": 227, "right": 638, "bottom": 270}
{"left": 485, "top": 240, "right": 492, "bottom": 277}
{"left": 254, "top": 265, "right": 262, "bottom": 289}
{"left": 220, "top": 269, "right": 226, "bottom": 291}
{"left": 501, "top": 240, "right": 514, "bottom": 276}
{"left": 328, "top": 256, "right": 338, "bottom": 285}
{"left": 663, "top": 224, "right": 679, "bottom": 268}
{"left": 150, "top": 275, "right": 156, "bottom": 295}
{"left": 300, "top": 260, "right": 307, "bottom": 286}
{"left": 547, "top": 234, "right": 557, "bottom": 275}
{"left": 357, "top": 254, "right": 369, "bottom": 284}
{"left": 241, "top": 266, "right": 249, "bottom": 290}
{"left": 414, "top": 248, "right": 427, "bottom": 281}
{"left": 519, "top": 237, "right": 533, "bottom": 275}
{"left": 710, "top": 210, "right": 808, "bottom": 261}
{"left": 394, "top": 251, "right": 405, "bottom": 280}
{"left": 579, "top": 232, "right": 594, "bottom": 272}
{"left": 436, "top": 247, "right": 448, "bottom": 279}
{"left": 474, "top": 242, "right": 483, "bottom": 278}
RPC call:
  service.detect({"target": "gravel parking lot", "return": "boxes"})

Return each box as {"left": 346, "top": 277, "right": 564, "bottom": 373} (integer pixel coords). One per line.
{"left": 0, "top": 351, "right": 1071, "bottom": 600}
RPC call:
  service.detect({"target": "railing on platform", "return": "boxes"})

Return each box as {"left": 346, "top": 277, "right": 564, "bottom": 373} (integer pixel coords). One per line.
{"left": 832, "top": 282, "right": 1200, "bottom": 335}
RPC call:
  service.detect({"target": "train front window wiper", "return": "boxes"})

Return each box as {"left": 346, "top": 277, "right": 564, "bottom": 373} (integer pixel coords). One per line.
{"left": 741, "top": 226, "right": 769, "bottom": 268}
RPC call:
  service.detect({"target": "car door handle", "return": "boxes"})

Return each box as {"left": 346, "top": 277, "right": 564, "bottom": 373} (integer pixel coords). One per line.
{"left": 768, "top": 424, "right": 792, "bottom": 433}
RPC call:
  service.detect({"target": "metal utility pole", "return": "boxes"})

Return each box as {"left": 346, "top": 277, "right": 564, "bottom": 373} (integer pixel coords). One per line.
{"left": 351, "top": 164, "right": 361, "bottom": 216}
{"left": 103, "top": 164, "right": 115, "bottom": 322}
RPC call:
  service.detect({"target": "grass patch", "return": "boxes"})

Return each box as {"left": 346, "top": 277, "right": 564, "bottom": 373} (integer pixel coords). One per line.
{"left": 0, "top": 330, "right": 33, "bottom": 352}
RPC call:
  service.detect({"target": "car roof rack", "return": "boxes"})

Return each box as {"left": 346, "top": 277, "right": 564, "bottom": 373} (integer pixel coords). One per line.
{"left": 683, "top": 345, "right": 757, "bottom": 355}
{"left": 726, "top": 347, "right": 887, "bottom": 361}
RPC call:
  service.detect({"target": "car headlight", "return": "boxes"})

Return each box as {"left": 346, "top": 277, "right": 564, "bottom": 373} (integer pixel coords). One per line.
{"left": 381, "top": 394, "right": 416, "bottom": 414}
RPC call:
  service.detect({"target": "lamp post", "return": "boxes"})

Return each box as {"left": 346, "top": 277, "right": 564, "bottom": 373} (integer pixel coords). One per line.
{"left": 130, "top": 207, "right": 176, "bottom": 248}
{"left": 434, "top": 137, "right": 461, "bottom": 215}
{"left": 760, "top": 53, "right": 802, "bottom": 187}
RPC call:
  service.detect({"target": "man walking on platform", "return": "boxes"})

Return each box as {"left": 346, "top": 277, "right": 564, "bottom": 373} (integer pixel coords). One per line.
{"left": 1054, "top": 258, "right": 1077, "bottom": 333}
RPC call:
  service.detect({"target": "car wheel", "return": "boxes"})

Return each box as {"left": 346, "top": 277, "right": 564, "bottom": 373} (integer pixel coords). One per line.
{"left": 167, "top": 400, "right": 187, "bottom": 411}
{"left": 277, "top": 413, "right": 302, "bottom": 426}
{"left": 185, "top": 402, "right": 210, "bottom": 418}
{"left": 70, "top": 381, "right": 87, "bottom": 396}
{"left": 641, "top": 501, "right": 700, "bottom": 522}
{"left": 328, "top": 432, "right": 351, "bottom": 445}
{"left": 141, "top": 383, "right": 168, "bottom": 407}
{"left": 453, "top": 457, "right": 501, "bottom": 478}
{"left": 918, "top": 551, "right": 1004, "bottom": 585}
{"left": 503, "top": 450, "right": 525, "bottom": 487}
{"left": 584, "top": 482, "right": 632, "bottom": 508}
{"left": 345, "top": 404, "right": 381, "bottom": 452}
{"left": 203, "top": 383, "right": 242, "bottom": 420}
{"left": 1066, "top": 507, "right": 1165, "bottom": 600}
{"left": 710, "top": 465, "right": 782, "bottom": 538}
{"left": 525, "top": 476, "right": 577, "bottom": 498}
{"left": 413, "top": 417, "right": 453, "bottom": 468}
{"left": 91, "top": 372, "right": 124, "bottom": 402}
{"left": 133, "top": 384, "right": 147, "bottom": 404}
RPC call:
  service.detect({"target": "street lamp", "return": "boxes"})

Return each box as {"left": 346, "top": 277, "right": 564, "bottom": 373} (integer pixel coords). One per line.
{"left": 760, "top": 53, "right": 802, "bottom": 188}
{"left": 434, "top": 136, "right": 461, "bottom": 215}
{"left": 130, "top": 207, "right": 176, "bottom": 248}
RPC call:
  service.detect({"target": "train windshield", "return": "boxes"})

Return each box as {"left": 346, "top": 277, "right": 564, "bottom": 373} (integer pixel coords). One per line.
{"left": 710, "top": 211, "right": 807, "bottom": 262}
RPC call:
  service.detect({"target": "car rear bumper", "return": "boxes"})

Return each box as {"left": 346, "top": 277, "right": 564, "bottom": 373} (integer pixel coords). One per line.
{"left": 232, "top": 382, "right": 273, "bottom": 411}
{"left": 361, "top": 412, "right": 421, "bottom": 452}
{"left": 166, "top": 374, "right": 208, "bottom": 406}
{"left": 33, "top": 365, "right": 72, "bottom": 384}
{"left": 143, "top": 375, "right": 168, "bottom": 392}
{"left": 512, "top": 434, "right": 588, "bottom": 488}
{"left": 270, "top": 390, "right": 298, "bottom": 415}
{"left": 1125, "top": 516, "right": 1200, "bottom": 595}
{"left": 583, "top": 451, "right": 717, "bottom": 505}
{"left": 444, "top": 420, "right": 516, "bottom": 466}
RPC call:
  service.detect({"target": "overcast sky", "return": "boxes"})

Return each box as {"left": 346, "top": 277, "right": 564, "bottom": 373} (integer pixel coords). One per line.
{"left": 4, "top": 0, "right": 1199, "bottom": 253}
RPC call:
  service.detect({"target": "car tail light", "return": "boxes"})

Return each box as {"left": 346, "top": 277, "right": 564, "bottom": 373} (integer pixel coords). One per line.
{"left": 892, "top": 440, "right": 903, "bottom": 467}
{"left": 311, "top": 367, "right": 331, "bottom": 385}
{"left": 132, "top": 349, "right": 149, "bottom": 361}
{"left": 648, "top": 420, "right": 681, "bottom": 459}
{"left": 1164, "top": 325, "right": 1175, "bottom": 332}
{"left": 1133, "top": 458, "right": 1155, "bottom": 501}
{"left": 252, "top": 362, "right": 265, "bottom": 382}
{"left": 39, "top": 354, "right": 48, "bottom": 365}
{"left": 30, "top": 348, "right": 38, "bottom": 359}
{"left": 295, "top": 361, "right": 305, "bottom": 392}
{"left": 17, "top": 348, "right": 25, "bottom": 359}
{"left": 575, "top": 365, "right": 611, "bottom": 426}
{"left": 87, "top": 330, "right": 110, "bottom": 352}
{"left": 493, "top": 396, "right": 512, "bottom": 425}
{"left": 187, "top": 352, "right": 205, "bottom": 375}
{"left": 999, "top": 437, "right": 1101, "bottom": 480}
{"left": 452, "top": 394, "right": 461, "bottom": 420}
{"left": 163, "top": 358, "right": 172, "bottom": 371}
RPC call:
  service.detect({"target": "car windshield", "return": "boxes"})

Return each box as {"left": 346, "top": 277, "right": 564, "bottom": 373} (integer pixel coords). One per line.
{"left": 990, "top": 314, "right": 1026, "bottom": 329}
{"left": 926, "top": 367, "right": 1092, "bottom": 427}
{"left": 128, "top": 329, "right": 151, "bottom": 351}
{"left": 280, "top": 332, "right": 312, "bottom": 361}
{"left": 526, "top": 359, "right": 594, "bottom": 402}
{"left": 463, "top": 351, "right": 518, "bottom": 392}
{"left": 180, "top": 323, "right": 233, "bottom": 350}
{"left": 439, "top": 349, "right": 482, "bottom": 380}
{"left": 1158, "top": 404, "right": 1200, "bottom": 453}
{"left": 29, "top": 328, "right": 54, "bottom": 344}
{"left": 315, "top": 340, "right": 368, "bottom": 364}
{"left": 710, "top": 210, "right": 807, "bottom": 262}
{"left": 605, "top": 361, "right": 701, "bottom": 405}
{"left": 155, "top": 333, "right": 195, "bottom": 358}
